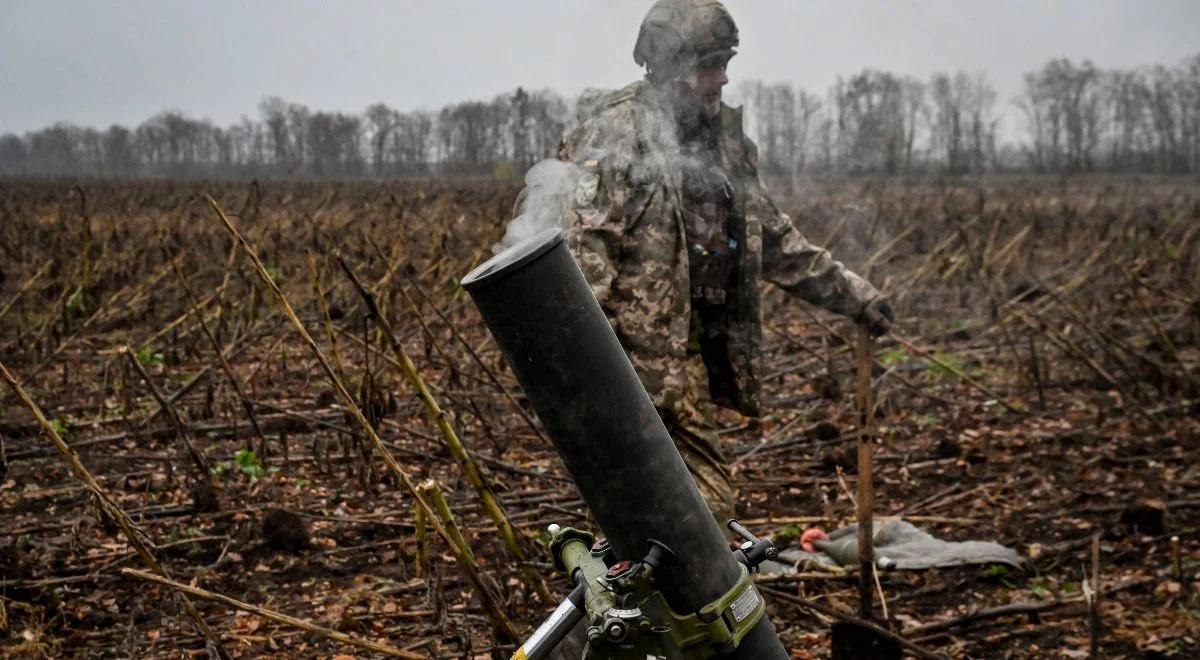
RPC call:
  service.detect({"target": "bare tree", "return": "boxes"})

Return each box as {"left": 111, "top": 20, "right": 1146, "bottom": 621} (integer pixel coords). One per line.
{"left": 0, "top": 134, "right": 28, "bottom": 176}
{"left": 392, "top": 111, "right": 434, "bottom": 175}
{"left": 833, "top": 70, "right": 919, "bottom": 174}
{"left": 1017, "top": 59, "right": 1102, "bottom": 172}
{"left": 259, "top": 97, "right": 291, "bottom": 169}
{"left": 365, "top": 103, "right": 399, "bottom": 177}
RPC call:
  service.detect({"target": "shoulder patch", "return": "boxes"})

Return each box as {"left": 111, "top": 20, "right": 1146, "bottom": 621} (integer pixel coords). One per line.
{"left": 574, "top": 172, "right": 599, "bottom": 207}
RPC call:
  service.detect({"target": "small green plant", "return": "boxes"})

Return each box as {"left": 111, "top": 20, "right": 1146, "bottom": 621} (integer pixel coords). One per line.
{"left": 234, "top": 449, "right": 265, "bottom": 478}
{"left": 880, "top": 349, "right": 909, "bottom": 366}
{"left": 774, "top": 524, "right": 804, "bottom": 542}
{"left": 65, "top": 288, "right": 88, "bottom": 315}
{"left": 50, "top": 418, "right": 69, "bottom": 436}
{"left": 136, "top": 346, "right": 164, "bottom": 366}
{"left": 492, "top": 159, "right": 518, "bottom": 182}
{"left": 981, "top": 564, "right": 1016, "bottom": 588}
{"left": 970, "top": 365, "right": 1002, "bottom": 379}
{"left": 928, "top": 351, "right": 965, "bottom": 381}
{"left": 918, "top": 413, "right": 942, "bottom": 428}
{"left": 264, "top": 265, "right": 284, "bottom": 287}
{"left": 1030, "top": 578, "right": 1052, "bottom": 599}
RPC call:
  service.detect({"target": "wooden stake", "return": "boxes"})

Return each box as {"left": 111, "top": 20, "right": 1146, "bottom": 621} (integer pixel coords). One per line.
{"left": 1089, "top": 534, "right": 1102, "bottom": 657}
{"left": 856, "top": 328, "right": 876, "bottom": 620}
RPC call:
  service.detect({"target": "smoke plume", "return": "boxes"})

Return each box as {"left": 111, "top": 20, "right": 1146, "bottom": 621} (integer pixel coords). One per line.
{"left": 495, "top": 159, "right": 584, "bottom": 253}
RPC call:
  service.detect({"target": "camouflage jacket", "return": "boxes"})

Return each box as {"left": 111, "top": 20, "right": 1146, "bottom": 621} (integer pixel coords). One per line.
{"left": 558, "top": 81, "right": 879, "bottom": 418}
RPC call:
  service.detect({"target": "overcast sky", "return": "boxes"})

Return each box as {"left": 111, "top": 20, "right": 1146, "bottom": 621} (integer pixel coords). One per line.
{"left": 2, "top": 0, "right": 1198, "bottom": 136}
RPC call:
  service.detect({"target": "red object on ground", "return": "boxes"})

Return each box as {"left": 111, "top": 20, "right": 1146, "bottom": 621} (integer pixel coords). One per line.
{"left": 800, "top": 528, "right": 829, "bottom": 553}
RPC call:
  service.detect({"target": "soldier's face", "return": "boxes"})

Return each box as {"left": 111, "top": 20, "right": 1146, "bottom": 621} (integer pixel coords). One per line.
{"left": 689, "top": 63, "right": 729, "bottom": 119}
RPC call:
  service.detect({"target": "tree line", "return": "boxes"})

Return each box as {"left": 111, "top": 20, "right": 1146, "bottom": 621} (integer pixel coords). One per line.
{"left": 0, "top": 88, "right": 569, "bottom": 180}
{"left": 2, "top": 54, "right": 1198, "bottom": 180}
{"left": 743, "top": 54, "right": 1200, "bottom": 177}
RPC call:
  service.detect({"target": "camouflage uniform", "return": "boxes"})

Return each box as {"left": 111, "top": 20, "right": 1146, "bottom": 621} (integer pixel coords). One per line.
{"left": 558, "top": 81, "right": 881, "bottom": 521}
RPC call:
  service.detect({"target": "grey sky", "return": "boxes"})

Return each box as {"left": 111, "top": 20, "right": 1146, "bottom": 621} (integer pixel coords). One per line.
{"left": 2, "top": 0, "right": 1198, "bottom": 135}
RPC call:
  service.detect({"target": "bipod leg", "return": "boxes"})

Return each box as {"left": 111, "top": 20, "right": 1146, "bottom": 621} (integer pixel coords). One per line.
{"left": 511, "top": 583, "right": 586, "bottom": 660}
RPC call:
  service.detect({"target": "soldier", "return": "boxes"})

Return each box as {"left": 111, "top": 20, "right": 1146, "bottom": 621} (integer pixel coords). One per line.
{"left": 558, "top": 0, "right": 893, "bottom": 525}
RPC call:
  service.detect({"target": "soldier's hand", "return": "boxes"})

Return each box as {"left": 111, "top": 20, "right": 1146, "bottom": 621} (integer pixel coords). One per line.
{"left": 858, "top": 297, "right": 894, "bottom": 337}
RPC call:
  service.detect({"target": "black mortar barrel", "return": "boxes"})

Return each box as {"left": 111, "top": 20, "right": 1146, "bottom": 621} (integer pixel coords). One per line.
{"left": 462, "top": 229, "right": 786, "bottom": 658}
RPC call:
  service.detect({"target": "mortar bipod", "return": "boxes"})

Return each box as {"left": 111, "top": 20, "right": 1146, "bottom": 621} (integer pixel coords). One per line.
{"left": 512, "top": 521, "right": 775, "bottom": 660}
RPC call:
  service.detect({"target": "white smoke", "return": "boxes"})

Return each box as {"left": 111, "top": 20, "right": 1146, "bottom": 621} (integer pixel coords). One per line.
{"left": 495, "top": 159, "right": 584, "bottom": 253}
{"left": 495, "top": 83, "right": 711, "bottom": 254}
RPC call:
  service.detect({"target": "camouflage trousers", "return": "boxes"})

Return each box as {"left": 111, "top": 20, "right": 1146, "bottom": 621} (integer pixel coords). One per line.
{"left": 667, "top": 355, "right": 736, "bottom": 527}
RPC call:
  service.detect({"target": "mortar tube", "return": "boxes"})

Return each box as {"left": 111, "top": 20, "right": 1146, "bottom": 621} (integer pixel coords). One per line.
{"left": 462, "top": 229, "right": 786, "bottom": 658}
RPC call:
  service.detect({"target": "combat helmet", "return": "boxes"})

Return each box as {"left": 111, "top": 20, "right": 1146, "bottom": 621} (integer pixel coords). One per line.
{"left": 633, "top": 0, "right": 739, "bottom": 84}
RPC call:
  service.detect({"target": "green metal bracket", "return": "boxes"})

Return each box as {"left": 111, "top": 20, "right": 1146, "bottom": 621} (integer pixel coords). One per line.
{"left": 643, "top": 562, "right": 765, "bottom": 657}
{"left": 546, "top": 526, "right": 767, "bottom": 659}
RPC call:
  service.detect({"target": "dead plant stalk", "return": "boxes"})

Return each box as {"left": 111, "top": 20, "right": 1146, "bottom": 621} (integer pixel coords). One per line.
{"left": 119, "top": 568, "right": 421, "bottom": 659}
{"left": 204, "top": 193, "right": 518, "bottom": 643}
{"left": 336, "top": 252, "right": 553, "bottom": 605}
{"left": 0, "top": 359, "right": 231, "bottom": 659}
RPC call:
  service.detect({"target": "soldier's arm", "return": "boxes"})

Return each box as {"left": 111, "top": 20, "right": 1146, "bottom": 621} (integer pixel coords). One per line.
{"left": 749, "top": 173, "right": 882, "bottom": 321}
